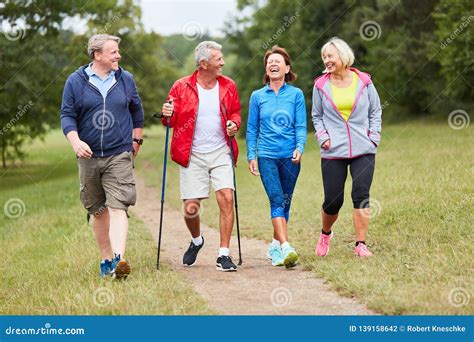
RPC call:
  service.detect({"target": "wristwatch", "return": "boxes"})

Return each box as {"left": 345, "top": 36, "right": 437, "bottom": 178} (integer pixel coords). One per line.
{"left": 133, "top": 138, "right": 144, "bottom": 145}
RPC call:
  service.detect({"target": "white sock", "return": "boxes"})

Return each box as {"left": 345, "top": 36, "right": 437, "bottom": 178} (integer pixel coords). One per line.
{"left": 281, "top": 242, "right": 290, "bottom": 249}
{"left": 192, "top": 235, "right": 203, "bottom": 246}
{"left": 218, "top": 247, "right": 230, "bottom": 257}
{"left": 271, "top": 238, "right": 280, "bottom": 246}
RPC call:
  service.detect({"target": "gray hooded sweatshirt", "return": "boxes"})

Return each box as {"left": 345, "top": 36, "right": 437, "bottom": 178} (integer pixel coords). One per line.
{"left": 312, "top": 68, "right": 382, "bottom": 159}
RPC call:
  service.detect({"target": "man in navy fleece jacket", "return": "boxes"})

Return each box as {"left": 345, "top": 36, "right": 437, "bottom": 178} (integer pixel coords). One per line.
{"left": 60, "top": 34, "right": 144, "bottom": 279}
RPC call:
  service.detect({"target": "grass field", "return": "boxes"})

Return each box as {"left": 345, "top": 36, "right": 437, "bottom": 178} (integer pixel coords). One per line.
{"left": 137, "top": 121, "right": 473, "bottom": 315}
{"left": 0, "top": 133, "right": 213, "bottom": 315}
{"left": 1, "top": 122, "right": 472, "bottom": 315}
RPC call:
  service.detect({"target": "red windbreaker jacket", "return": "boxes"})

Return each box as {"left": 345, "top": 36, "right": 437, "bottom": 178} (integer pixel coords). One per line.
{"left": 162, "top": 70, "right": 241, "bottom": 167}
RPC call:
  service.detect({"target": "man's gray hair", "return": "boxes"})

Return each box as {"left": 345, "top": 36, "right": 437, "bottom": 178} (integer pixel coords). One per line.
{"left": 87, "top": 34, "right": 121, "bottom": 60}
{"left": 195, "top": 41, "right": 222, "bottom": 67}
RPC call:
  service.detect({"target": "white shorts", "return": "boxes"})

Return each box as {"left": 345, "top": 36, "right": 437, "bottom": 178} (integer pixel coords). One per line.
{"left": 180, "top": 145, "right": 235, "bottom": 200}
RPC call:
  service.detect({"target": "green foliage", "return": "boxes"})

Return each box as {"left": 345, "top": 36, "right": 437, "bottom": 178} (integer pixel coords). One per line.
{"left": 0, "top": 1, "right": 177, "bottom": 167}
{"left": 224, "top": 0, "right": 473, "bottom": 134}
{"left": 0, "top": 34, "right": 67, "bottom": 168}
{"left": 431, "top": 0, "right": 474, "bottom": 101}
{"left": 1, "top": 1, "right": 472, "bottom": 165}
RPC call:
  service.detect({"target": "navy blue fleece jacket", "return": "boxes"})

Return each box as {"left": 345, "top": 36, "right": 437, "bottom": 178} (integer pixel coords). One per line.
{"left": 60, "top": 65, "right": 144, "bottom": 157}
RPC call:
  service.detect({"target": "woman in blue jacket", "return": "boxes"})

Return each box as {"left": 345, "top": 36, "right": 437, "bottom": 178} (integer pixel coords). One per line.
{"left": 246, "top": 45, "right": 306, "bottom": 268}
{"left": 312, "top": 37, "right": 382, "bottom": 258}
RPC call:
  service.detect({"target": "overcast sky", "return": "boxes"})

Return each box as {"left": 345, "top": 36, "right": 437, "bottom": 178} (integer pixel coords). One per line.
{"left": 141, "top": 0, "right": 240, "bottom": 36}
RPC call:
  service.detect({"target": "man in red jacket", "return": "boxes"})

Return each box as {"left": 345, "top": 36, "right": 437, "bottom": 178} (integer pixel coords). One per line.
{"left": 161, "top": 41, "right": 241, "bottom": 272}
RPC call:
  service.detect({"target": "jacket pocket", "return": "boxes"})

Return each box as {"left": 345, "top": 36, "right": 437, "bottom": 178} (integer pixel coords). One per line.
{"left": 366, "top": 128, "right": 378, "bottom": 147}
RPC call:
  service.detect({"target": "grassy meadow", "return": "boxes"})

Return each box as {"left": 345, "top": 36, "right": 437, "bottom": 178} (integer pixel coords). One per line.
{"left": 0, "top": 132, "right": 213, "bottom": 315}
{"left": 137, "top": 121, "right": 473, "bottom": 315}
{"left": 1, "top": 121, "right": 472, "bottom": 315}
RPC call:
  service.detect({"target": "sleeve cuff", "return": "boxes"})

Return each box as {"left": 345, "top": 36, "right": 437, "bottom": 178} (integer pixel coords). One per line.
{"left": 316, "top": 131, "right": 330, "bottom": 146}
{"left": 62, "top": 125, "right": 77, "bottom": 136}
{"left": 368, "top": 131, "right": 381, "bottom": 145}
{"left": 132, "top": 120, "right": 144, "bottom": 129}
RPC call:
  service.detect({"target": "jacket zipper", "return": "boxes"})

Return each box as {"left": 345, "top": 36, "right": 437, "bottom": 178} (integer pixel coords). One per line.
{"left": 321, "top": 82, "right": 367, "bottom": 159}
{"left": 84, "top": 74, "right": 120, "bottom": 157}
{"left": 346, "top": 83, "right": 367, "bottom": 158}
{"left": 101, "top": 81, "right": 119, "bottom": 157}
{"left": 186, "top": 83, "right": 199, "bottom": 167}
{"left": 221, "top": 102, "right": 237, "bottom": 166}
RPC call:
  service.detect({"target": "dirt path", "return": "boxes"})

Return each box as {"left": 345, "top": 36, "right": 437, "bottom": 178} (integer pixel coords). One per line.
{"left": 131, "top": 171, "right": 375, "bottom": 315}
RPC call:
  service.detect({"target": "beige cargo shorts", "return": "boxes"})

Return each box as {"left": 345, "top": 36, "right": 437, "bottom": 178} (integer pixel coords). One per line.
{"left": 77, "top": 151, "right": 136, "bottom": 216}
{"left": 179, "top": 145, "right": 235, "bottom": 200}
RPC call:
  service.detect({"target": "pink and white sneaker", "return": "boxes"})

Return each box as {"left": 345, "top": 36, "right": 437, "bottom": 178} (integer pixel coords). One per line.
{"left": 354, "top": 243, "right": 373, "bottom": 257}
{"left": 315, "top": 232, "right": 333, "bottom": 256}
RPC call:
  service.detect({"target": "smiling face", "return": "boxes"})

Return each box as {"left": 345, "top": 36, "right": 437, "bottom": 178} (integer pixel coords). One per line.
{"left": 202, "top": 49, "right": 225, "bottom": 77}
{"left": 265, "top": 53, "right": 290, "bottom": 82}
{"left": 94, "top": 40, "right": 121, "bottom": 72}
{"left": 321, "top": 44, "right": 344, "bottom": 74}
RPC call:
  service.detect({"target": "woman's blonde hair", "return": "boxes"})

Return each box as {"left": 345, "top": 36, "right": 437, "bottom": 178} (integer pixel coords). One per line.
{"left": 320, "top": 37, "right": 354, "bottom": 69}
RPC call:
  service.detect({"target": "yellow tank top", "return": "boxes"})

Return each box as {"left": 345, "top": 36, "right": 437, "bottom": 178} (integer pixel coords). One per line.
{"left": 330, "top": 72, "right": 359, "bottom": 122}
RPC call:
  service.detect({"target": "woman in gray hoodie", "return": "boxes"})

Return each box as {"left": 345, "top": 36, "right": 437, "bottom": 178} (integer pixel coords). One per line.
{"left": 311, "top": 37, "right": 382, "bottom": 257}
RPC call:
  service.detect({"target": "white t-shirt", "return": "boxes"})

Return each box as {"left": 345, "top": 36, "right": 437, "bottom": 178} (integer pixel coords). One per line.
{"left": 192, "top": 83, "right": 226, "bottom": 153}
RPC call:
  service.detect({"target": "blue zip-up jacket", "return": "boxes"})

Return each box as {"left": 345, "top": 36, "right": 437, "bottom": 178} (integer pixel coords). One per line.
{"left": 60, "top": 65, "right": 144, "bottom": 157}
{"left": 246, "top": 83, "right": 307, "bottom": 161}
{"left": 312, "top": 68, "right": 382, "bottom": 159}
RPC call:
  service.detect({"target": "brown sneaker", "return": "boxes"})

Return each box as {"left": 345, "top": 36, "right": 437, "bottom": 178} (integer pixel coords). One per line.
{"left": 112, "top": 256, "right": 131, "bottom": 279}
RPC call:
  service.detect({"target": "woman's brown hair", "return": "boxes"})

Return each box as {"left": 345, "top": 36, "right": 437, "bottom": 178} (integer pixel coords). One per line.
{"left": 262, "top": 45, "right": 297, "bottom": 84}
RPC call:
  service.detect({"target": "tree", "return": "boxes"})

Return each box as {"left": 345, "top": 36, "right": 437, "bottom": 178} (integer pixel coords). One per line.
{"left": 224, "top": 0, "right": 473, "bottom": 127}
{"left": 431, "top": 0, "right": 474, "bottom": 102}
{"left": 224, "top": 0, "right": 351, "bottom": 135}
{"left": 0, "top": 0, "right": 177, "bottom": 167}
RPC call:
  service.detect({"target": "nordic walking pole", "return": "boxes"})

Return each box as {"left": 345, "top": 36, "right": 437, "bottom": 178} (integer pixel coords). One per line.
{"left": 155, "top": 100, "right": 172, "bottom": 270}
{"left": 227, "top": 123, "right": 242, "bottom": 265}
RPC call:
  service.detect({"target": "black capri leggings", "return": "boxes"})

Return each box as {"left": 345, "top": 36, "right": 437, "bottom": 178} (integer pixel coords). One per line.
{"left": 321, "top": 154, "right": 375, "bottom": 215}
